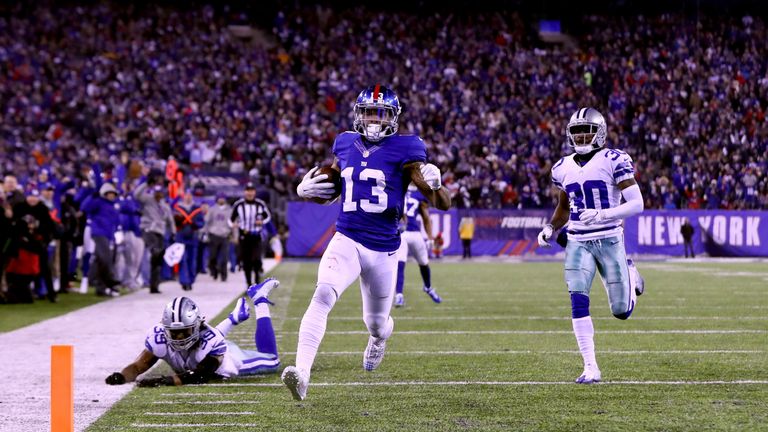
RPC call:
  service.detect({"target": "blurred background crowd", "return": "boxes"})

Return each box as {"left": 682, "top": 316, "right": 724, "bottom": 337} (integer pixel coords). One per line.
{"left": 1, "top": 1, "right": 766, "bottom": 301}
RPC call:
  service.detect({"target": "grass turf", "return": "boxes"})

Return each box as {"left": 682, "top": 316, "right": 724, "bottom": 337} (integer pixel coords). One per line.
{"left": 0, "top": 287, "right": 108, "bottom": 333}
{"left": 88, "top": 260, "right": 768, "bottom": 431}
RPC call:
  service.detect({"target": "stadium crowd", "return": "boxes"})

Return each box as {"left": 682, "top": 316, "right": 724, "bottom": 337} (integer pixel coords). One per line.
{"left": 0, "top": 4, "right": 766, "bottom": 301}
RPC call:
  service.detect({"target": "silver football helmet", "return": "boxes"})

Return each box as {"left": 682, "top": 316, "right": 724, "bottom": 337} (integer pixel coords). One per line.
{"left": 161, "top": 297, "right": 204, "bottom": 351}
{"left": 566, "top": 107, "right": 607, "bottom": 155}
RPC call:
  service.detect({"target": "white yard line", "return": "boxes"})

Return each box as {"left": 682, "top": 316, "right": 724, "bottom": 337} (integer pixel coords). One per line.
{"left": 152, "top": 400, "right": 248, "bottom": 404}
{"left": 158, "top": 392, "right": 253, "bottom": 397}
{"left": 279, "top": 350, "right": 765, "bottom": 355}
{"left": 132, "top": 424, "right": 263, "bottom": 428}
{"left": 0, "top": 259, "right": 277, "bottom": 432}
{"left": 280, "top": 316, "right": 768, "bottom": 321}
{"left": 144, "top": 412, "right": 256, "bottom": 416}
{"left": 259, "top": 329, "right": 767, "bottom": 336}
{"left": 201, "top": 380, "right": 768, "bottom": 388}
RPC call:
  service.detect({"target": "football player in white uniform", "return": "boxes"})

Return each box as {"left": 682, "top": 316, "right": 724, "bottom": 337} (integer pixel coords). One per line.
{"left": 104, "top": 279, "right": 281, "bottom": 387}
{"left": 537, "top": 107, "right": 645, "bottom": 384}
{"left": 394, "top": 185, "right": 442, "bottom": 307}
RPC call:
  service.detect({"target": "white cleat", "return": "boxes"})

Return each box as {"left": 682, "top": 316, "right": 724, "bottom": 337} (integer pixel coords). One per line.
{"left": 363, "top": 336, "right": 388, "bottom": 371}
{"left": 575, "top": 366, "right": 602, "bottom": 384}
{"left": 247, "top": 277, "right": 280, "bottom": 305}
{"left": 281, "top": 366, "right": 309, "bottom": 401}
{"left": 394, "top": 293, "right": 405, "bottom": 308}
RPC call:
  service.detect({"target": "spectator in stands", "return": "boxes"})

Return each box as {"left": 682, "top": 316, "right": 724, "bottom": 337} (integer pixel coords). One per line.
{"left": 173, "top": 193, "right": 205, "bottom": 291}
{"left": 134, "top": 181, "right": 176, "bottom": 294}
{"left": 117, "top": 186, "right": 145, "bottom": 291}
{"left": 4, "top": 215, "right": 44, "bottom": 303}
{"left": 681, "top": 219, "right": 695, "bottom": 259}
{"left": 205, "top": 193, "right": 233, "bottom": 282}
{"left": 13, "top": 190, "right": 57, "bottom": 302}
{"left": 81, "top": 183, "right": 121, "bottom": 297}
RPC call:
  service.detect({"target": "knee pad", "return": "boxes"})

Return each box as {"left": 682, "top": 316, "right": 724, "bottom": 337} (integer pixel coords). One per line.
{"left": 570, "top": 292, "right": 590, "bottom": 319}
{"left": 365, "top": 314, "right": 394, "bottom": 339}
{"left": 565, "top": 269, "right": 590, "bottom": 294}
{"left": 612, "top": 301, "right": 633, "bottom": 320}
{"left": 312, "top": 283, "right": 338, "bottom": 309}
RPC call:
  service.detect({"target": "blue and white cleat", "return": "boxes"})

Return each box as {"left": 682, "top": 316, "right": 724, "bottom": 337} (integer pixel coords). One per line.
{"left": 247, "top": 277, "right": 280, "bottom": 306}
{"left": 363, "top": 336, "right": 388, "bottom": 371}
{"left": 423, "top": 286, "right": 442, "bottom": 304}
{"left": 228, "top": 297, "right": 251, "bottom": 325}
{"left": 575, "top": 366, "right": 602, "bottom": 384}
{"left": 394, "top": 293, "right": 405, "bottom": 308}
{"left": 281, "top": 366, "right": 309, "bottom": 401}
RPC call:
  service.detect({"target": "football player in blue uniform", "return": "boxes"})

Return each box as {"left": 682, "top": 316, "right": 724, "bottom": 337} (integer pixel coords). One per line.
{"left": 104, "top": 279, "right": 281, "bottom": 387}
{"left": 282, "top": 85, "right": 451, "bottom": 400}
{"left": 537, "top": 107, "right": 645, "bottom": 384}
{"left": 394, "top": 185, "right": 442, "bottom": 307}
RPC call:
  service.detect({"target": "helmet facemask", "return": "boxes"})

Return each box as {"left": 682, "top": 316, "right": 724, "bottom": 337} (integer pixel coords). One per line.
{"left": 161, "top": 296, "right": 203, "bottom": 351}
{"left": 567, "top": 122, "right": 605, "bottom": 155}
{"left": 165, "top": 323, "right": 201, "bottom": 351}
{"left": 353, "top": 103, "right": 399, "bottom": 142}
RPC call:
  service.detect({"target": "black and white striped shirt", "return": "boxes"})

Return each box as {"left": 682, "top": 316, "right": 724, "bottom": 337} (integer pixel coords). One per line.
{"left": 230, "top": 198, "right": 271, "bottom": 234}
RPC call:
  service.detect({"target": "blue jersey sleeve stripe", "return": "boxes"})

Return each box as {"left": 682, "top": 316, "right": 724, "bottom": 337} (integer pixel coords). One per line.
{"left": 209, "top": 348, "right": 227, "bottom": 356}
{"left": 145, "top": 339, "right": 153, "bottom": 353}
{"left": 613, "top": 169, "right": 634, "bottom": 179}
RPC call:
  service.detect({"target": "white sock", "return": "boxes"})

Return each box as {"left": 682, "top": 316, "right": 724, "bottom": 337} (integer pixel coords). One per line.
{"left": 295, "top": 296, "right": 336, "bottom": 375}
{"left": 572, "top": 316, "right": 597, "bottom": 369}
{"left": 254, "top": 303, "right": 270, "bottom": 320}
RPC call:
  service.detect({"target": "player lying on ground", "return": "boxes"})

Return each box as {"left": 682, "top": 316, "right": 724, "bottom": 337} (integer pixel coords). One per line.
{"left": 281, "top": 84, "right": 451, "bottom": 401}
{"left": 394, "top": 184, "right": 442, "bottom": 307}
{"left": 537, "top": 107, "right": 645, "bottom": 384}
{"left": 104, "top": 278, "right": 280, "bottom": 387}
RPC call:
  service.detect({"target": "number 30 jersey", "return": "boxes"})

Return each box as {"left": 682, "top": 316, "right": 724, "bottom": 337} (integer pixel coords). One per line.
{"left": 551, "top": 148, "right": 636, "bottom": 242}
{"left": 333, "top": 131, "right": 427, "bottom": 252}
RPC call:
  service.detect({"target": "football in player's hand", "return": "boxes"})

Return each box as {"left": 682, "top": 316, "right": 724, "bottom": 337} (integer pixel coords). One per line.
{"left": 311, "top": 166, "right": 342, "bottom": 204}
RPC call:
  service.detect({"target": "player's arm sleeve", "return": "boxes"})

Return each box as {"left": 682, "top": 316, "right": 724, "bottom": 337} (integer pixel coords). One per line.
{"left": 612, "top": 153, "right": 636, "bottom": 184}
{"left": 551, "top": 158, "right": 566, "bottom": 191}
{"left": 401, "top": 137, "right": 427, "bottom": 168}
{"left": 260, "top": 201, "right": 272, "bottom": 225}
{"left": 602, "top": 184, "right": 644, "bottom": 221}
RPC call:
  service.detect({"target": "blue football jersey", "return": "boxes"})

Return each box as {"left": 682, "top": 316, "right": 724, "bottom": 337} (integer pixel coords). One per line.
{"left": 404, "top": 189, "right": 428, "bottom": 232}
{"left": 333, "top": 131, "right": 427, "bottom": 252}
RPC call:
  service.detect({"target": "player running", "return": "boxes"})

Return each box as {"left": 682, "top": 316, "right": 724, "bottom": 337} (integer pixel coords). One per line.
{"left": 282, "top": 85, "right": 451, "bottom": 400}
{"left": 104, "top": 278, "right": 280, "bottom": 387}
{"left": 537, "top": 107, "right": 645, "bottom": 384}
{"left": 394, "top": 185, "right": 442, "bottom": 307}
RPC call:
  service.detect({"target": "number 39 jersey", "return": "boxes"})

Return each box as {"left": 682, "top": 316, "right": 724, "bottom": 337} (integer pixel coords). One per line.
{"left": 333, "top": 131, "right": 427, "bottom": 252}
{"left": 144, "top": 323, "right": 240, "bottom": 377}
{"left": 551, "top": 148, "right": 636, "bottom": 242}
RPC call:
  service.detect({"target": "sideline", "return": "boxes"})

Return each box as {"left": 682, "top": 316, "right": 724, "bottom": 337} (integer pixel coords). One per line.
{"left": 0, "top": 259, "right": 277, "bottom": 432}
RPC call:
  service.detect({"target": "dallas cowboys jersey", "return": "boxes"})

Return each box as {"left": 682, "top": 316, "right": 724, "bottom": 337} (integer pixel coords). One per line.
{"left": 404, "top": 189, "right": 428, "bottom": 232}
{"left": 144, "top": 324, "right": 240, "bottom": 377}
{"left": 333, "top": 131, "right": 427, "bottom": 252}
{"left": 551, "top": 148, "right": 636, "bottom": 241}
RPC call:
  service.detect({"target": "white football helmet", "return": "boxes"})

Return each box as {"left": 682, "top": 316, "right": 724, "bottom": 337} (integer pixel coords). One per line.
{"left": 566, "top": 107, "right": 607, "bottom": 155}
{"left": 162, "top": 297, "right": 203, "bottom": 351}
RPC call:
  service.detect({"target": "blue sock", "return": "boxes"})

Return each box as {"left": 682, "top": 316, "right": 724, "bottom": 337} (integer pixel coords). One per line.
{"left": 82, "top": 253, "right": 91, "bottom": 276}
{"left": 396, "top": 261, "right": 405, "bottom": 294}
{"left": 255, "top": 317, "right": 278, "bottom": 356}
{"left": 419, "top": 265, "right": 431, "bottom": 289}
{"left": 570, "top": 292, "right": 590, "bottom": 319}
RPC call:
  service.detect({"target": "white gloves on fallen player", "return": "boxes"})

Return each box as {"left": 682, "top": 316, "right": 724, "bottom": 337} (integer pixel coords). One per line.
{"left": 297, "top": 167, "right": 335, "bottom": 200}
{"left": 537, "top": 224, "right": 554, "bottom": 247}
{"left": 421, "top": 163, "right": 442, "bottom": 190}
{"left": 578, "top": 209, "right": 606, "bottom": 226}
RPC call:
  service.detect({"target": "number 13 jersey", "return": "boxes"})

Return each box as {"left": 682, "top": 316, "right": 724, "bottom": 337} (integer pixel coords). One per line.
{"left": 551, "top": 148, "right": 636, "bottom": 242}
{"left": 333, "top": 131, "right": 427, "bottom": 252}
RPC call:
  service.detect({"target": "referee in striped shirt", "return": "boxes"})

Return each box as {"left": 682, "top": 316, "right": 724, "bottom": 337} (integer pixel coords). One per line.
{"left": 231, "top": 182, "right": 271, "bottom": 286}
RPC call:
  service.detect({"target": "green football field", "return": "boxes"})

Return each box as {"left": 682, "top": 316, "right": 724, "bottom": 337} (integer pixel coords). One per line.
{"left": 89, "top": 260, "right": 768, "bottom": 431}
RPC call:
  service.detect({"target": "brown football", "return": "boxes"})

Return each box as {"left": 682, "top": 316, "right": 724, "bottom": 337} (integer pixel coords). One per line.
{"left": 311, "top": 166, "right": 342, "bottom": 204}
